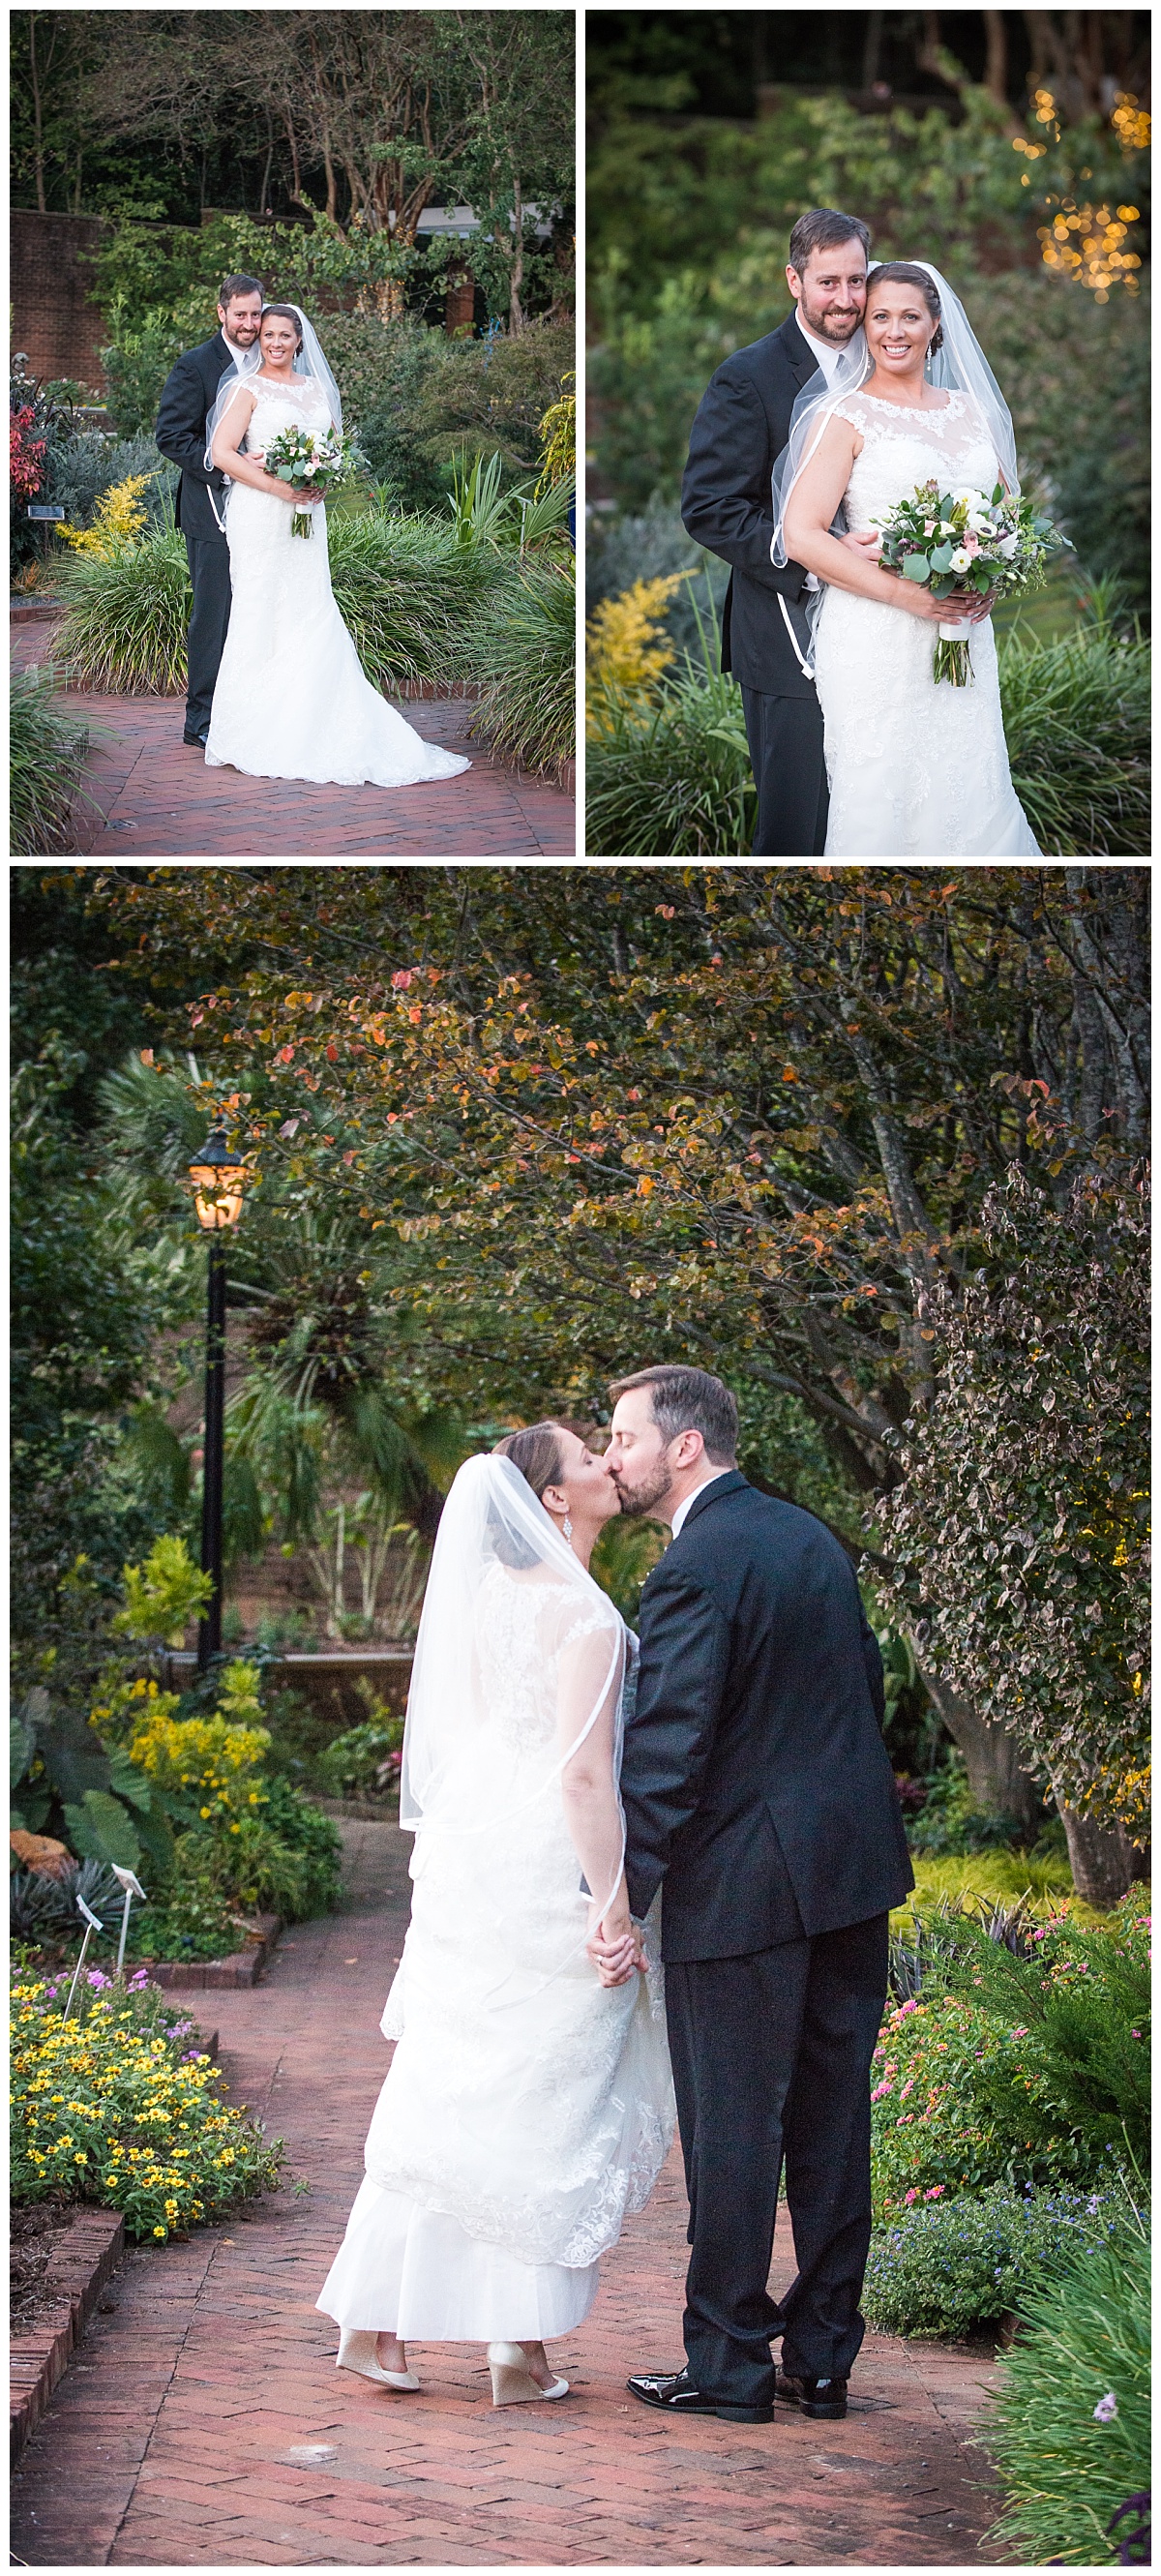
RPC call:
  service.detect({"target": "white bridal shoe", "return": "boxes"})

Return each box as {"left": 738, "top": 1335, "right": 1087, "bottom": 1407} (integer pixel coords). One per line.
{"left": 487, "top": 2341, "right": 569, "bottom": 2407}
{"left": 336, "top": 2327, "right": 420, "bottom": 2391}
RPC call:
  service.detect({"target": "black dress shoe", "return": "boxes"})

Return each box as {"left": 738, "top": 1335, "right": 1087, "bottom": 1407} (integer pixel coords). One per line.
{"left": 778, "top": 2372, "right": 848, "bottom": 2419}
{"left": 183, "top": 728, "right": 209, "bottom": 746}
{"left": 627, "top": 2367, "right": 774, "bottom": 2424}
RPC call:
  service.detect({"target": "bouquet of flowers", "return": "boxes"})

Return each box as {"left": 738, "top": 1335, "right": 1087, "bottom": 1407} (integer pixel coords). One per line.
{"left": 871, "top": 479, "right": 1063, "bottom": 684}
{"left": 260, "top": 424, "right": 361, "bottom": 537}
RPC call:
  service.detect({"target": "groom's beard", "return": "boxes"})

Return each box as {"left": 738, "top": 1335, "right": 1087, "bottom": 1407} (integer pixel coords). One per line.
{"left": 610, "top": 1463, "right": 674, "bottom": 1521}
{"left": 799, "top": 302, "right": 863, "bottom": 344}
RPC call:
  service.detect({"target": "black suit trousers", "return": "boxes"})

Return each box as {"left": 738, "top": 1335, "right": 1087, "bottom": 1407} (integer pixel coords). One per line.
{"left": 665, "top": 1914, "right": 889, "bottom": 2408}
{"left": 184, "top": 534, "right": 232, "bottom": 734}
{"left": 740, "top": 685, "right": 829, "bottom": 857}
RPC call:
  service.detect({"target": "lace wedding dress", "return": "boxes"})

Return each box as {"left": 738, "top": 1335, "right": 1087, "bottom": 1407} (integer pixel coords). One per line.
{"left": 317, "top": 1562, "right": 674, "bottom": 2344}
{"left": 205, "top": 375, "right": 470, "bottom": 789}
{"left": 813, "top": 390, "right": 1040, "bottom": 857}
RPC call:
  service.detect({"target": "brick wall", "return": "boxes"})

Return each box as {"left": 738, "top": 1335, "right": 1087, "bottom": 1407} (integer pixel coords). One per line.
{"left": 11, "top": 211, "right": 110, "bottom": 390}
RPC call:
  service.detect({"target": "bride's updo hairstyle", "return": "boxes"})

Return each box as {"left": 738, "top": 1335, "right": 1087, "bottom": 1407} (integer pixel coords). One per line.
{"left": 864, "top": 263, "right": 943, "bottom": 354}
{"left": 491, "top": 1423, "right": 566, "bottom": 1566}
{"left": 260, "top": 303, "right": 305, "bottom": 356}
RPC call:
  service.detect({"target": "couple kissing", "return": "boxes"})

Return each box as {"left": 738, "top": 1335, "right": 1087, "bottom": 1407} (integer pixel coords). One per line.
{"left": 317, "top": 1363, "right": 912, "bottom": 2422}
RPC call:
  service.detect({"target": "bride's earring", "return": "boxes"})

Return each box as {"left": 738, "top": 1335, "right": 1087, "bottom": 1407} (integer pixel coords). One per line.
{"left": 562, "top": 1515, "right": 573, "bottom": 1538}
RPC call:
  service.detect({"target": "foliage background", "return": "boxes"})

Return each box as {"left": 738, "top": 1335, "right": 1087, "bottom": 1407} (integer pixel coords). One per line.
{"left": 587, "top": 11, "right": 1150, "bottom": 620}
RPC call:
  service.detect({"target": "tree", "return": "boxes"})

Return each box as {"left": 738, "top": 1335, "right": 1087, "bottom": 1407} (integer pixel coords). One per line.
{"left": 89, "top": 864, "right": 1149, "bottom": 1866}
{"left": 874, "top": 1161, "right": 1149, "bottom": 1904}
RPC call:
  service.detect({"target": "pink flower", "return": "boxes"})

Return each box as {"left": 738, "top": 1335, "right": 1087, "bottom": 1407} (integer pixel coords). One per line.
{"left": 925, "top": 2185, "right": 944, "bottom": 2200}
{"left": 905, "top": 2188, "right": 919, "bottom": 2205}
{"left": 897, "top": 1999, "right": 920, "bottom": 2018}
{"left": 871, "top": 2081, "right": 892, "bottom": 2102}
{"left": 963, "top": 530, "right": 980, "bottom": 555}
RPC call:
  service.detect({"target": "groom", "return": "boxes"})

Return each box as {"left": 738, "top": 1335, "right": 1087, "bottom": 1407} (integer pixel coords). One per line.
{"left": 602, "top": 1363, "right": 912, "bottom": 2426}
{"left": 155, "top": 273, "right": 264, "bottom": 748}
{"left": 680, "top": 208, "right": 871, "bottom": 857}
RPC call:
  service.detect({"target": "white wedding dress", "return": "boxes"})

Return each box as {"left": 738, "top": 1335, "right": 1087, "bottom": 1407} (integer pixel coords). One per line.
{"left": 813, "top": 389, "right": 1040, "bottom": 857}
{"left": 317, "top": 1532, "right": 674, "bottom": 2345}
{"left": 205, "top": 375, "right": 470, "bottom": 789}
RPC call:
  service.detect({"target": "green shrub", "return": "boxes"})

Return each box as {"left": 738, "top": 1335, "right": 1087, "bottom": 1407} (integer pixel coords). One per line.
{"left": 57, "top": 528, "right": 191, "bottom": 694}
{"left": 10, "top": 667, "right": 92, "bottom": 854}
{"left": 44, "top": 432, "right": 177, "bottom": 534}
{"left": 327, "top": 509, "right": 502, "bottom": 692}
{"left": 908, "top": 1751, "right": 1033, "bottom": 1858}
{"left": 99, "top": 310, "right": 185, "bottom": 440}
{"left": 11, "top": 1965, "right": 282, "bottom": 2239}
{"left": 871, "top": 1902, "right": 1150, "bottom": 2214}
{"left": 982, "top": 2206, "right": 1150, "bottom": 2564}
{"left": 863, "top": 2181, "right": 1139, "bottom": 2340}
{"left": 999, "top": 616, "right": 1150, "bottom": 857}
{"left": 586, "top": 658, "right": 755, "bottom": 855}
{"left": 587, "top": 499, "right": 729, "bottom": 663}
{"left": 317, "top": 1717, "right": 403, "bottom": 1801}
{"left": 466, "top": 560, "right": 576, "bottom": 778}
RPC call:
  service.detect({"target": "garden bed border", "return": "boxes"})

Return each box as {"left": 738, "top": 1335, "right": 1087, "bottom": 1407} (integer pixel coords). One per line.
{"left": 11, "top": 2207, "right": 125, "bottom": 2466}
{"left": 137, "top": 1912, "right": 283, "bottom": 1990}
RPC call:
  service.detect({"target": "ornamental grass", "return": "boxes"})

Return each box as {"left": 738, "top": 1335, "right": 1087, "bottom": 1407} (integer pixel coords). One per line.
{"left": 10, "top": 666, "right": 93, "bottom": 855}
{"left": 465, "top": 560, "right": 576, "bottom": 780}
{"left": 327, "top": 509, "right": 503, "bottom": 692}
{"left": 999, "top": 618, "right": 1150, "bottom": 858}
{"left": 12, "top": 1970, "right": 283, "bottom": 2240}
{"left": 56, "top": 527, "right": 192, "bottom": 694}
{"left": 982, "top": 2202, "right": 1150, "bottom": 2563}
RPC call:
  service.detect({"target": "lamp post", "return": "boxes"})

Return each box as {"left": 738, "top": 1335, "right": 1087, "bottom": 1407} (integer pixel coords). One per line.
{"left": 188, "top": 1128, "right": 247, "bottom": 1672}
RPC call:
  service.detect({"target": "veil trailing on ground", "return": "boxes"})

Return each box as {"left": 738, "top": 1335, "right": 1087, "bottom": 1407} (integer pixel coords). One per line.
{"left": 202, "top": 305, "right": 343, "bottom": 522}
{"left": 399, "top": 1452, "right": 628, "bottom": 1962}
{"left": 769, "top": 262, "right": 1021, "bottom": 659}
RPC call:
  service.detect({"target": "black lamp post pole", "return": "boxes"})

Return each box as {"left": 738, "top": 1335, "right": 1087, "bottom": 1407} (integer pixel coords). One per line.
{"left": 196, "top": 1237, "right": 226, "bottom": 1672}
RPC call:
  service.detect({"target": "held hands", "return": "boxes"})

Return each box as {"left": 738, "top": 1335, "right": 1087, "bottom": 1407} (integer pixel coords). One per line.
{"left": 586, "top": 1898, "right": 647, "bottom": 1989}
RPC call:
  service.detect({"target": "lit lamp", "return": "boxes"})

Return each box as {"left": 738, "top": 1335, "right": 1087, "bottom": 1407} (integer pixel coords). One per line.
{"left": 188, "top": 1127, "right": 248, "bottom": 1671}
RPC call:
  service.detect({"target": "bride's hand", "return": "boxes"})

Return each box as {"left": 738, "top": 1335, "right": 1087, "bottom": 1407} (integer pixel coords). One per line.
{"left": 840, "top": 529, "right": 881, "bottom": 561}
{"left": 586, "top": 1897, "right": 644, "bottom": 1987}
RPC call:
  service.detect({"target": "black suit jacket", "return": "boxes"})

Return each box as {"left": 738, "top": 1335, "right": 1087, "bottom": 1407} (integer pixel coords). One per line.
{"left": 621, "top": 1473, "right": 914, "bottom": 1961}
{"left": 680, "top": 312, "right": 829, "bottom": 697}
{"left": 155, "top": 333, "right": 236, "bottom": 544}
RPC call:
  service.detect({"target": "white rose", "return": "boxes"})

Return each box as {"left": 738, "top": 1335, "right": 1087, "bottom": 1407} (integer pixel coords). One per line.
{"left": 949, "top": 546, "right": 973, "bottom": 574}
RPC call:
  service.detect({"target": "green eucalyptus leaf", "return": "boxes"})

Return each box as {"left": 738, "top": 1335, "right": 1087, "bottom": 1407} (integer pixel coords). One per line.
{"left": 902, "top": 554, "right": 932, "bottom": 584}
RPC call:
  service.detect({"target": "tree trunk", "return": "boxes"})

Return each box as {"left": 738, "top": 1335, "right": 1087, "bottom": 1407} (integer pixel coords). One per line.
{"left": 915, "top": 1663, "right": 1045, "bottom": 1832}
{"left": 1055, "top": 1800, "right": 1135, "bottom": 1909}
{"left": 983, "top": 10, "right": 1008, "bottom": 105}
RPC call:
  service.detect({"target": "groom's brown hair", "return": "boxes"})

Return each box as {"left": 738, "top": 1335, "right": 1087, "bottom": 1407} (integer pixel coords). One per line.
{"left": 788, "top": 209, "right": 871, "bottom": 274}
{"left": 610, "top": 1365, "right": 738, "bottom": 1464}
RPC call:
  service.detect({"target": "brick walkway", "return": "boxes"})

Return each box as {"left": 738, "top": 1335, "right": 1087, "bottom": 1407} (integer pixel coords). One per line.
{"left": 12, "top": 622, "right": 575, "bottom": 858}
{"left": 11, "top": 1824, "right": 1002, "bottom": 2567}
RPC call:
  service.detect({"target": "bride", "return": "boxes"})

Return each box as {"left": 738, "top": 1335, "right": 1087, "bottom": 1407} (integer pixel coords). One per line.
{"left": 316, "top": 1428, "right": 674, "bottom": 2406}
{"left": 204, "top": 303, "right": 470, "bottom": 790}
{"left": 777, "top": 261, "right": 1040, "bottom": 857}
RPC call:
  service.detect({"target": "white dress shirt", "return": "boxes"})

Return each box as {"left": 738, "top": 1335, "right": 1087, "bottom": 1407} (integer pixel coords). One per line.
{"left": 793, "top": 308, "right": 848, "bottom": 386}
{"left": 670, "top": 1470, "right": 732, "bottom": 1542}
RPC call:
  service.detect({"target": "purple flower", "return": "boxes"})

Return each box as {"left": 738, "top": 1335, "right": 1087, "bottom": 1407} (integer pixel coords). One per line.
{"left": 1093, "top": 2392, "right": 1118, "bottom": 2424}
